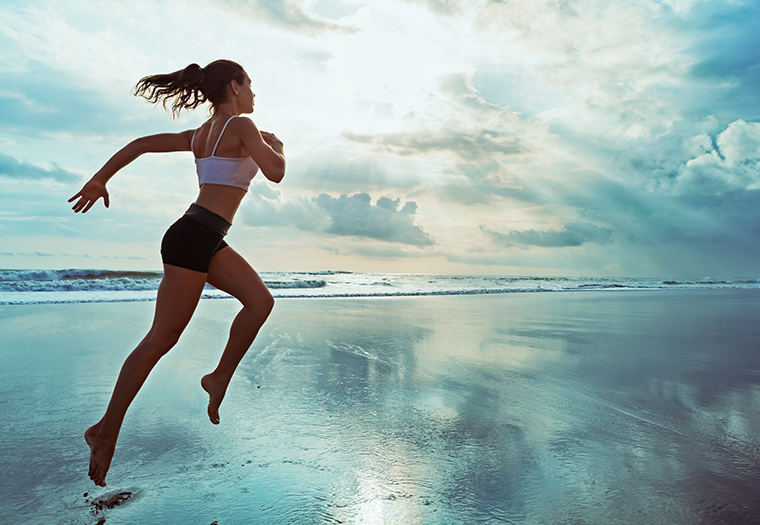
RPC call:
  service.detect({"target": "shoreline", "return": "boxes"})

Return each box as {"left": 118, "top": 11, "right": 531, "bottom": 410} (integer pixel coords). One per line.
{"left": 3, "top": 284, "right": 760, "bottom": 306}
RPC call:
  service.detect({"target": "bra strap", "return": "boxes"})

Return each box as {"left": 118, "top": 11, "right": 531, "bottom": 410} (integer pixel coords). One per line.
{"left": 190, "top": 128, "right": 199, "bottom": 156}
{"left": 211, "top": 116, "right": 236, "bottom": 156}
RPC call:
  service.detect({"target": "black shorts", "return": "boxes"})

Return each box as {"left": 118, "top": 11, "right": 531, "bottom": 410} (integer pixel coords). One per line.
{"left": 161, "top": 204, "right": 232, "bottom": 272}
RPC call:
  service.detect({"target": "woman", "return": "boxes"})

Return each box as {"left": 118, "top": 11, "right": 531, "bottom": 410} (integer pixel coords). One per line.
{"left": 69, "top": 59, "right": 285, "bottom": 487}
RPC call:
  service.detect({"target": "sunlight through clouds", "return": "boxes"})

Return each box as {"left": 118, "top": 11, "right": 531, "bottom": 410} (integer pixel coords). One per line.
{"left": 1, "top": 0, "right": 758, "bottom": 275}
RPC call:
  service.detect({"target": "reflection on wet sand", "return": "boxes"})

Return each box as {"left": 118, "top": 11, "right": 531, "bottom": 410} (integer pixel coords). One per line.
{"left": 0, "top": 290, "right": 758, "bottom": 523}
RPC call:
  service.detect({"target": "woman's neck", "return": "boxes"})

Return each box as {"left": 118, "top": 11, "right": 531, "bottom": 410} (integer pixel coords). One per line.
{"left": 214, "top": 100, "right": 242, "bottom": 117}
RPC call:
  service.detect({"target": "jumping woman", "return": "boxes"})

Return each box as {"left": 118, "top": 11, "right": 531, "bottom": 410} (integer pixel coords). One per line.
{"left": 69, "top": 60, "right": 285, "bottom": 487}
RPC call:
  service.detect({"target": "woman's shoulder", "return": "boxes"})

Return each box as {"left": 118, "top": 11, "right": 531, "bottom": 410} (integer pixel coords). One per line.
{"left": 227, "top": 115, "right": 261, "bottom": 136}
{"left": 230, "top": 115, "right": 256, "bottom": 126}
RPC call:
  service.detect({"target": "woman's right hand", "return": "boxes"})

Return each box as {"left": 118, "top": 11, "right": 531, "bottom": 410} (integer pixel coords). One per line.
{"left": 68, "top": 178, "right": 110, "bottom": 213}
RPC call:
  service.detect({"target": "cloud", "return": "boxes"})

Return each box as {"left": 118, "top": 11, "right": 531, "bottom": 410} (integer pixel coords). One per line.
{"left": 244, "top": 188, "right": 433, "bottom": 246}
{"left": 471, "top": 0, "right": 760, "bottom": 151}
{"left": 402, "top": 0, "right": 462, "bottom": 16}
{"left": 0, "top": 152, "right": 79, "bottom": 182}
{"left": 343, "top": 129, "right": 524, "bottom": 161}
{"left": 671, "top": 120, "right": 760, "bottom": 195}
{"left": 342, "top": 74, "right": 525, "bottom": 164}
{"left": 213, "top": 0, "right": 358, "bottom": 35}
{"left": 316, "top": 193, "right": 433, "bottom": 246}
{"left": 338, "top": 71, "right": 530, "bottom": 207}
{"left": 435, "top": 174, "right": 531, "bottom": 205}
{"left": 438, "top": 73, "right": 507, "bottom": 115}
{"left": 717, "top": 119, "right": 760, "bottom": 163}
{"left": 484, "top": 222, "right": 613, "bottom": 248}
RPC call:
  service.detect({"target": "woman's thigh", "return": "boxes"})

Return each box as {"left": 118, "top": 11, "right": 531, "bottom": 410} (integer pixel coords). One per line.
{"left": 206, "top": 247, "right": 272, "bottom": 308}
{"left": 151, "top": 264, "right": 209, "bottom": 336}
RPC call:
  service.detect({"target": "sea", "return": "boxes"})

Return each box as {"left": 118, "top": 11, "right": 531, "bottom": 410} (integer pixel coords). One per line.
{"left": 1, "top": 269, "right": 759, "bottom": 305}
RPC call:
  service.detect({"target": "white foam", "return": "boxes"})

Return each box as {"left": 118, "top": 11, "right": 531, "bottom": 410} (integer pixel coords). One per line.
{"left": 1, "top": 271, "right": 759, "bottom": 305}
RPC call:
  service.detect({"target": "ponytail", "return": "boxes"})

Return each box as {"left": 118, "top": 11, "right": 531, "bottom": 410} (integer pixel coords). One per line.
{"left": 133, "top": 60, "right": 247, "bottom": 118}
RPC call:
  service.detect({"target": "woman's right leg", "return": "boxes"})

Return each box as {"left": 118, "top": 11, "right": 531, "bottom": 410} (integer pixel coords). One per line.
{"left": 201, "top": 246, "right": 274, "bottom": 425}
{"left": 85, "top": 264, "right": 208, "bottom": 487}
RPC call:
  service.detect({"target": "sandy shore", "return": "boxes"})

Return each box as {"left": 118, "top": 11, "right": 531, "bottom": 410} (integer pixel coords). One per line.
{"left": 1, "top": 290, "right": 759, "bottom": 524}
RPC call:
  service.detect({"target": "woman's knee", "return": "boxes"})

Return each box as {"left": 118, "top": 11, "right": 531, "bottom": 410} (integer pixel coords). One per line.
{"left": 144, "top": 326, "right": 185, "bottom": 357}
{"left": 257, "top": 293, "right": 275, "bottom": 320}
{"left": 246, "top": 292, "right": 274, "bottom": 321}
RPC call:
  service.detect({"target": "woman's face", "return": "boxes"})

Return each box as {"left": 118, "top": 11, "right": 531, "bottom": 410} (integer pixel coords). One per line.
{"left": 237, "top": 73, "right": 255, "bottom": 114}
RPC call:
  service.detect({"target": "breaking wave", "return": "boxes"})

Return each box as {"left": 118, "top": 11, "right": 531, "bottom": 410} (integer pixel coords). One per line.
{"left": 1, "top": 269, "right": 758, "bottom": 305}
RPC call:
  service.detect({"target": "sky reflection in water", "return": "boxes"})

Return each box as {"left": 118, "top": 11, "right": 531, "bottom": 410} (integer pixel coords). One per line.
{"left": 0, "top": 290, "right": 758, "bottom": 523}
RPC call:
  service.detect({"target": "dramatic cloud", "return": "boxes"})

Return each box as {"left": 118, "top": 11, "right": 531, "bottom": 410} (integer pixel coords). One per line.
{"left": 244, "top": 188, "right": 433, "bottom": 247}
{"left": 717, "top": 120, "right": 760, "bottom": 164}
{"left": 340, "top": 70, "right": 531, "bottom": 208}
{"left": 316, "top": 193, "right": 433, "bottom": 246}
{"left": 484, "top": 222, "right": 614, "bottom": 249}
{"left": 671, "top": 120, "right": 760, "bottom": 195}
{"left": 0, "top": 152, "right": 79, "bottom": 183}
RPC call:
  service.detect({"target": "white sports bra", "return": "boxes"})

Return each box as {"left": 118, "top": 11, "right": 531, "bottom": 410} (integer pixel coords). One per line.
{"left": 192, "top": 116, "right": 259, "bottom": 192}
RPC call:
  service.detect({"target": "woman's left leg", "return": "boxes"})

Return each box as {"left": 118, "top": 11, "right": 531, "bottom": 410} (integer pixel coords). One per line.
{"left": 201, "top": 246, "right": 274, "bottom": 424}
{"left": 86, "top": 264, "right": 208, "bottom": 486}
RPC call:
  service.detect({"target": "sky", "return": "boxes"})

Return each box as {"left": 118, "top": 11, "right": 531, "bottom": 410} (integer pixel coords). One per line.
{"left": 1, "top": 0, "right": 759, "bottom": 277}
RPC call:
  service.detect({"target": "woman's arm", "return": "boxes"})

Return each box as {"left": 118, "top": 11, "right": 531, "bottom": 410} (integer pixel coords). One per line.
{"left": 69, "top": 130, "right": 194, "bottom": 213}
{"left": 232, "top": 117, "right": 286, "bottom": 183}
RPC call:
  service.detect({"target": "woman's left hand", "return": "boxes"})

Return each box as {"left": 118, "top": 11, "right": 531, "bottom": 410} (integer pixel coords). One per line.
{"left": 261, "top": 131, "right": 283, "bottom": 152}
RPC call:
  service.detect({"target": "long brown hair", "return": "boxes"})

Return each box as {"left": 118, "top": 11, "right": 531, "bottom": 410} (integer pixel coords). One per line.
{"left": 132, "top": 60, "right": 247, "bottom": 118}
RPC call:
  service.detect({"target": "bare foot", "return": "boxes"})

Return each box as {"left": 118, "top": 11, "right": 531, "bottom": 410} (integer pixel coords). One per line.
{"left": 84, "top": 424, "right": 117, "bottom": 487}
{"left": 201, "top": 374, "right": 228, "bottom": 425}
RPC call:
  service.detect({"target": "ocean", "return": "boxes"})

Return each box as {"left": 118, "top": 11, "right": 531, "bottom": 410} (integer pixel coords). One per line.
{"left": 2, "top": 269, "right": 758, "bottom": 305}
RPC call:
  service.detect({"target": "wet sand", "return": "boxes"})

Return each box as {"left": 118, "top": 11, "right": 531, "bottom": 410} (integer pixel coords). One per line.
{"left": 1, "top": 290, "right": 759, "bottom": 524}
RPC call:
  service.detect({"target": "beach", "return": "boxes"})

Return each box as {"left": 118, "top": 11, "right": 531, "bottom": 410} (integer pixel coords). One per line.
{"left": 1, "top": 290, "right": 759, "bottom": 524}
